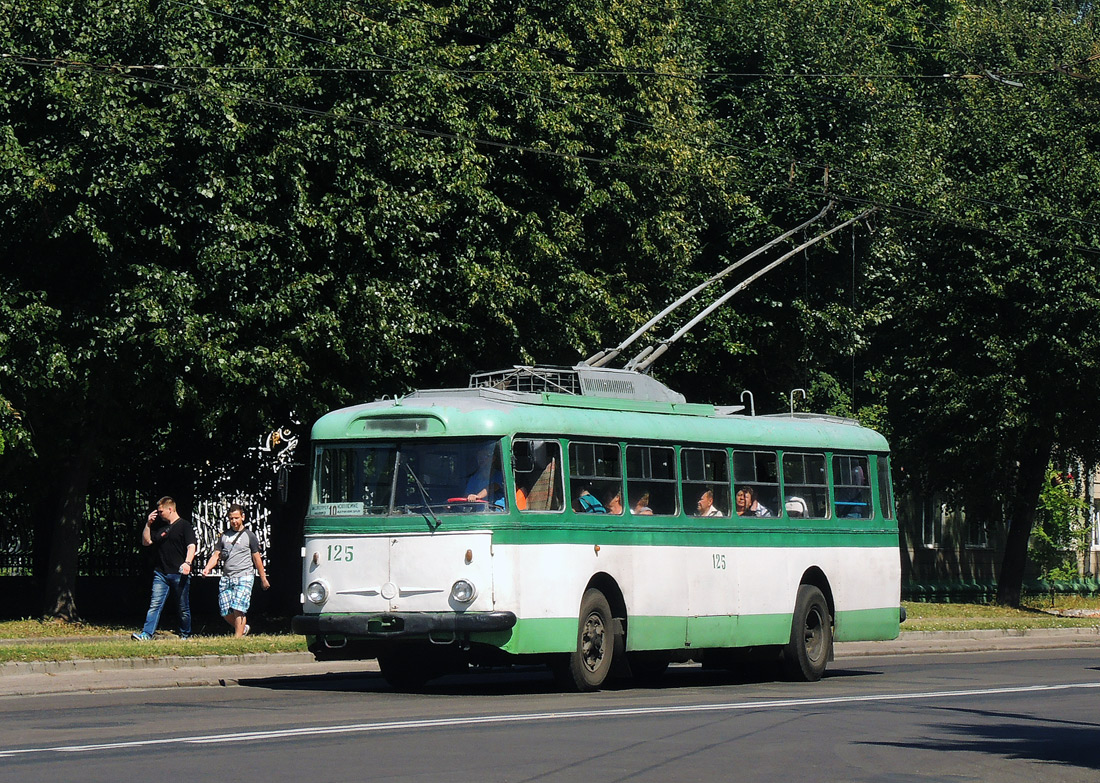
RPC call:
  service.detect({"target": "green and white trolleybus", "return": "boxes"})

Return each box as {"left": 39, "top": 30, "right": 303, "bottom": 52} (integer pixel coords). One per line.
{"left": 292, "top": 364, "right": 902, "bottom": 690}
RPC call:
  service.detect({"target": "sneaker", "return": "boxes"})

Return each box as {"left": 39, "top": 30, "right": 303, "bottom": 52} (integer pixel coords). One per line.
{"left": 131, "top": 631, "right": 152, "bottom": 641}
{"left": 243, "top": 624, "right": 250, "bottom": 636}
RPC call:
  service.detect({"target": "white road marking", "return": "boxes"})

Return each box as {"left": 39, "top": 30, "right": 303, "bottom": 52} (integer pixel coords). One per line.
{"left": 3, "top": 681, "right": 1099, "bottom": 759}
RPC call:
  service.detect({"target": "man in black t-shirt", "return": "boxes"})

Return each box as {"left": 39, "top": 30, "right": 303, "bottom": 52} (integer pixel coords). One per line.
{"left": 132, "top": 496, "right": 198, "bottom": 641}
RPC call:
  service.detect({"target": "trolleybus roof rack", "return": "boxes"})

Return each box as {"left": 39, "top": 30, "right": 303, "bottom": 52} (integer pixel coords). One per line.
{"left": 469, "top": 364, "right": 688, "bottom": 404}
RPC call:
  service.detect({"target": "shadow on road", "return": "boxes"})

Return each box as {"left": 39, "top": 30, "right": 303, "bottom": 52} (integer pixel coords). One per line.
{"left": 861, "top": 705, "right": 1100, "bottom": 773}
{"left": 238, "top": 661, "right": 881, "bottom": 697}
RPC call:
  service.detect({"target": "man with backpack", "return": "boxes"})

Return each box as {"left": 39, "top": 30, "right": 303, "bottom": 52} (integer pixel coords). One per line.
{"left": 200, "top": 504, "right": 270, "bottom": 637}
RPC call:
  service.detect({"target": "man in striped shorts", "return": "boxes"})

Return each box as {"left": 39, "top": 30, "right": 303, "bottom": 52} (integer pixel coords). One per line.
{"left": 201, "top": 504, "right": 270, "bottom": 637}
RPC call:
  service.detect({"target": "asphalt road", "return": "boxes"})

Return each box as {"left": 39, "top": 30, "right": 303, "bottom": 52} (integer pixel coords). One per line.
{"left": 1, "top": 647, "right": 1099, "bottom": 782}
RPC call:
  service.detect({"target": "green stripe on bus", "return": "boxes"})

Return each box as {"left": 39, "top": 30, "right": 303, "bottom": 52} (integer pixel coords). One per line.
{"left": 304, "top": 522, "right": 897, "bottom": 549}
{"left": 833, "top": 606, "right": 902, "bottom": 642}
{"left": 471, "top": 609, "right": 899, "bottom": 654}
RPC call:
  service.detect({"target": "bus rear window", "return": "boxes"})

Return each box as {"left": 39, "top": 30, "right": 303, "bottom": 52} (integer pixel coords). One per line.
{"left": 877, "top": 455, "right": 895, "bottom": 519}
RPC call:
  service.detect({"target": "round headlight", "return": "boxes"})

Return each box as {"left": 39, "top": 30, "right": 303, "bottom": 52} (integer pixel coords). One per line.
{"left": 450, "top": 579, "right": 477, "bottom": 604}
{"left": 306, "top": 580, "right": 329, "bottom": 605}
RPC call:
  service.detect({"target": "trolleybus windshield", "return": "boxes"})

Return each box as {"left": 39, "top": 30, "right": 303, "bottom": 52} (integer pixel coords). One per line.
{"left": 310, "top": 438, "right": 508, "bottom": 516}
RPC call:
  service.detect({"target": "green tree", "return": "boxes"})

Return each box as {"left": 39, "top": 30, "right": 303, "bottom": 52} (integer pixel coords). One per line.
{"left": 1029, "top": 467, "right": 1090, "bottom": 582}
{"left": 869, "top": 2, "right": 1100, "bottom": 604}
{"left": 696, "top": 0, "right": 1100, "bottom": 604}
{"left": 0, "top": 0, "right": 751, "bottom": 618}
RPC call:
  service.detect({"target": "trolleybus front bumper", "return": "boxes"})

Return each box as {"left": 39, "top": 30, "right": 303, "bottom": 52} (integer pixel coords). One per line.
{"left": 292, "top": 611, "right": 517, "bottom": 639}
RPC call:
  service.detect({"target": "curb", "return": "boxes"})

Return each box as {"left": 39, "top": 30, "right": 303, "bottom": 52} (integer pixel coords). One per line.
{"left": 836, "top": 626, "right": 1100, "bottom": 657}
{"left": 0, "top": 651, "right": 315, "bottom": 677}
{"left": 2, "top": 627, "right": 1099, "bottom": 696}
{"left": 897, "top": 627, "right": 1100, "bottom": 639}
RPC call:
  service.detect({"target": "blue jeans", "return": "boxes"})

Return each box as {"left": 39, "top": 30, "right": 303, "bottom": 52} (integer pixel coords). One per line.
{"left": 142, "top": 570, "right": 191, "bottom": 638}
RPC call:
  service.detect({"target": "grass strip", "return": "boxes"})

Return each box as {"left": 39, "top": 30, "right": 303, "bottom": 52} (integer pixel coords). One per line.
{"left": 0, "top": 633, "right": 307, "bottom": 664}
{"left": 3, "top": 597, "right": 1100, "bottom": 663}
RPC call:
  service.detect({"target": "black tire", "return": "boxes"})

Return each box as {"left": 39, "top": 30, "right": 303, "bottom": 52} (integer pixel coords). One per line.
{"left": 555, "top": 588, "right": 615, "bottom": 692}
{"left": 781, "top": 585, "right": 832, "bottom": 682}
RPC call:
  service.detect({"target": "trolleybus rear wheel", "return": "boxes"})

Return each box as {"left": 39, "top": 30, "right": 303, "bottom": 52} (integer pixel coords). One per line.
{"left": 781, "top": 584, "right": 832, "bottom": 682}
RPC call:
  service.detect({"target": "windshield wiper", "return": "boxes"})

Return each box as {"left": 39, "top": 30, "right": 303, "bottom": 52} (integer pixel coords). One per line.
{"left": 404, "top": 462, "right": 442, "bottom": 531}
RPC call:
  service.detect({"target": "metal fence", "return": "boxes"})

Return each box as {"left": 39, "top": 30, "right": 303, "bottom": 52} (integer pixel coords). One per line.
{"left": 0, "top": 491, "right": 34, "bottom": 577}
{"left": 191, "top": 497, "right": 271, "bottom": 575}
{"left": 0, "top": 491, "right": 273, "bottom": 577}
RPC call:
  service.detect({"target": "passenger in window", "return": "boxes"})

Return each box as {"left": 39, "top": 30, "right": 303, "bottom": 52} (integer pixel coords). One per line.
{"left": 696, "top": 489, "right": 722, "bottom": 517}
{"left": 785, "top": 496, "right": 808, "bottom": 518}
{"left": 632, "top": 492, "right": 654, "bottom": 515}
{"left": 736, "top": 485, "right": 773, "bottom": 517}
{"left": 466, "top": 445, "right": 504, "bottom": 505}
{"left": 576, "top": 490, "right": 607, "bottom": 513}
{"left": 838, "top": 462, "right": 869, "bottom": 517}
{"left": 602, "top": 489, "right": 624, "bottom": 515}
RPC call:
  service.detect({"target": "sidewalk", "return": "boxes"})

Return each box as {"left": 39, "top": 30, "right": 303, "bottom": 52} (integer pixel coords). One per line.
{"left": 1, "top": 628, "right": 1098, "bottom": 697}
{"left": 0, "top": 651, "right": 380, "bottom": 697}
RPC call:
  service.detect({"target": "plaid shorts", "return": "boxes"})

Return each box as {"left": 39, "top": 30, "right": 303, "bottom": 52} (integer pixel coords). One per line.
{"left": 218, "top": 575, "right": 255, "bottom": 616}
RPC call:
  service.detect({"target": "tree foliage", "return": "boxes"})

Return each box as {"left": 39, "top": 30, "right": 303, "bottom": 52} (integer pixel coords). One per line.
{"left": 1029, "top": 468, "right": 1090, "bottom": 582}
{"left": 2, "top": 0, "right": 1099, "bottom": 615}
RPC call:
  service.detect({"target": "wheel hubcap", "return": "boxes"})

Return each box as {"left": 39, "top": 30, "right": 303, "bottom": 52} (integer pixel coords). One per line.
{"left": 804, "top": 606, "right": 824, "bottom": 661}
{"left": 581, "top": 612, "right": 606, "bottom": 672}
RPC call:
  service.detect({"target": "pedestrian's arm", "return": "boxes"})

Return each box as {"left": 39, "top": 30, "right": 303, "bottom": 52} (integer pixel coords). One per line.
{"left": 140, "top": 510, "right": 157, "bottom": 547}
{"left": 252, "top": 551, "right": 270, "bottom": 590}
{"left": 201, "top": 549, "right": 221, "bottom": 576}
{"left": 180, "top": 543, "right": 196, "bottom": 575}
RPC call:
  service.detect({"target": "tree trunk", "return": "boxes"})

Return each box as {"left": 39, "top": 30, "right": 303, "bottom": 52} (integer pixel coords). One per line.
{"left": 996, "top": 435, "right": 1054, "bottom": 607}
{"left": 42, "top": 443, "right": 94, "bottom": 621}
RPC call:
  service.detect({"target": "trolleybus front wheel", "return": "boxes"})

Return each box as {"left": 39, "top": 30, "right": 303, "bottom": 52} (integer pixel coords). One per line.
{"left": 554, "top": 588, "right": 615, "bottom": 692}
{"left": 781, "top": 584, "right": 832, "bottom": 682}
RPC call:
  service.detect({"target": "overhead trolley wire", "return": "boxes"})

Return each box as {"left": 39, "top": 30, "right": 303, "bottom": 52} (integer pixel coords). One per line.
{"left": 621, "top": 206, "right": 878, "bottom": 373}
{"left": 586, "top": 201, "right": 836, "bottom": 368}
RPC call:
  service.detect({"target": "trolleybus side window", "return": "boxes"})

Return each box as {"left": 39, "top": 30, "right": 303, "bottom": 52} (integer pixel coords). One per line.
{"left": 513, "top": 439, "right": 565, "bottom": 512}
{"left": 782, "top": 452, "right": 829, "bottom": 519}
{"left": 876, "top": 455, "right": 895, "bottom": 519}
{"left": 568, "top": 442, "right": 623, "bottom": 515}
{"left": 680, "top": 448, "right": 730, "bottom": 518}
{"left": 626, "top": 445, "right": 678, "bottom": 516}
{"left": 732, "top": 450, "right": 779, "bottom": 517}
{"left": 832, "top": 455, "right": 871, "bottom": 519}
